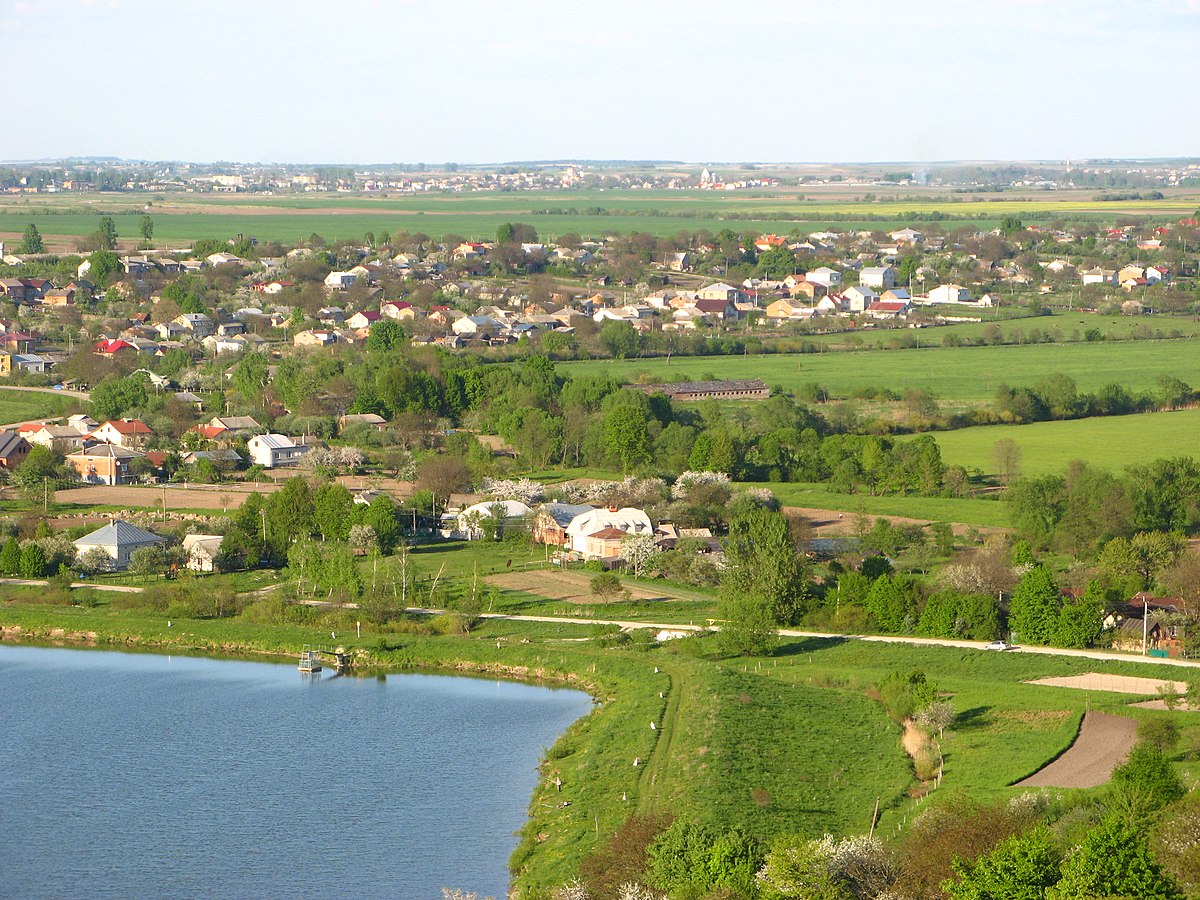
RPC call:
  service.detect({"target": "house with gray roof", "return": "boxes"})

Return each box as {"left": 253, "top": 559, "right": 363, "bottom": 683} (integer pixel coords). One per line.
{"left": 73, "top": 520, "right": 166, "bottom": 571}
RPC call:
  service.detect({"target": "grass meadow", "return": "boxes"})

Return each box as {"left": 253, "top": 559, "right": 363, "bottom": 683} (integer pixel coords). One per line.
{"left": 0, "top": 389, "right": 79, "bottom": 425}
{"left": 929, "top": 407, "right": 1200, "bottom": 478}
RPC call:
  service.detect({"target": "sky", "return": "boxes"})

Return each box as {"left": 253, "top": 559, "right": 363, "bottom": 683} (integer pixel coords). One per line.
{"left": 5, "top": 0, "right": 1200, "bottom": 165}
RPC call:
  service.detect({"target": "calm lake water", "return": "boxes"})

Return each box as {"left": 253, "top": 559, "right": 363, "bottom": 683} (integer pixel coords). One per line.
{"left": 0, "top": 644, "right": 590, "bottom": 899}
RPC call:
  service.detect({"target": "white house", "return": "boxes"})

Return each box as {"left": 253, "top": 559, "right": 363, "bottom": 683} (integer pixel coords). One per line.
{"left": 324, "top": 271, "right": 358, "bottom": 291}
{"left": 842, "top": 285, "right": 878, "bottom": 313}
{"left": 805, "top": 266, "right": 842, "bottom": 288}
{"left": 927, "top": 283, "right": 971, "bottom": 304}
{"left": 859, "top": 266, "right": 897, "bottom": 289}
{"left": 173, "top": 313, "right": 215, "bottom": 337}
{"left": 889, "top": 228, "right": 924, "bottom": 244}
{"left": 247, "top": 433, "right": 308, "bottom": 468}
{"left": 182, "top": 534, "right": 225, "bottom": 572}
{"left": 564, "top": 507, "right": 653, "bottom": 559}
{"left": 73, "top": 519, "right": 166, "bottom": 571}
{"left": 455, "top": 500, "right": 533, "bottom": 540}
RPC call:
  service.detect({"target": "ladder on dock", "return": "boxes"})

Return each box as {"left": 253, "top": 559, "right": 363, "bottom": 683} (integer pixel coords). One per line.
{"left": 298, "top": 645, "right": 322, "bottom": 673}
{"left": 298, "top": 644, "right": 351, "bottom": 673}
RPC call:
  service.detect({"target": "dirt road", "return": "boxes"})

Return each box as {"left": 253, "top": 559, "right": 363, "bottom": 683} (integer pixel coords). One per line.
{"left": 1016, "top": 712, "right": 1138, "bottom": 788}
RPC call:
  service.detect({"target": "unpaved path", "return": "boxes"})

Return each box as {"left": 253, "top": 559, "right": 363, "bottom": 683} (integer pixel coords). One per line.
{"left": 1027, "top": 673, "right": 1188, "bottom": 695}
{"left": 783, "top": 505, "right": 1006, "bottom": 537}
{"left": 1016, "top": 712, "right": 1137, "bottom": 788}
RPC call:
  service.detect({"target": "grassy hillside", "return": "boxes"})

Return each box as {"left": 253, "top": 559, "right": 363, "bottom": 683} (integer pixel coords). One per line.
{"left": 930, "top": 407, "right": 1200, "bottom": 478}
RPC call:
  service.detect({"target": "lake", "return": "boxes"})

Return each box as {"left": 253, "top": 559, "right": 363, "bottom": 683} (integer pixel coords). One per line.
{"left": 0, "top": 644, "right": 591, "bottom": 899}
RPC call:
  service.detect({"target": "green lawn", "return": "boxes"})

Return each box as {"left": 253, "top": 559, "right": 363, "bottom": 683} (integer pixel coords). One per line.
{"left": 930, "top": 407, "right": 1200, "bottom": 478}
{"left": 558, "top": 334, "right": 1200, "bottom": 404}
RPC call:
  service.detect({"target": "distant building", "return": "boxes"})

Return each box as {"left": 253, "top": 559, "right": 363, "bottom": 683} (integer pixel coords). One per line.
{"left": 632, "top": 379, "right": 770, "bottom": 402}
{"left": 73, "top": 519, "right": 166, "bottom": 570}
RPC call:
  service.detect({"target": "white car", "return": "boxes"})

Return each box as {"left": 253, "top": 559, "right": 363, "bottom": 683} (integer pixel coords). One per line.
{"left": 986, "top": 640, "right": 1015, "bottom": 651}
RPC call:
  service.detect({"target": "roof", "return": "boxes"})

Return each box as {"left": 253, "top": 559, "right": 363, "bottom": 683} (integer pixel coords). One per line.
{"left": 588, "top": 527, "right": 632, "bottom": 540}
{"left": 0, "top": 431, "right": 28, "bottom": 458}
{"left": 538, "top": 502, "right": 595, "bottom": 527}
{"left": 68, "top": 443, "right": 144, "bottom": 460}
{"left": 250, "top": 433, "right": 298, "bottom": 450}
{"left": 210, "top": 416, "right": 260, "bottom": 431}
{"left": 99, "top": 419, "right": 152, "bottom": 435}
{"left": 74, "top": 519, "right": 165, "bottom": 549}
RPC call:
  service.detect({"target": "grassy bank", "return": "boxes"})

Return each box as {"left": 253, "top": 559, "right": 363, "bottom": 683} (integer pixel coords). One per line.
{"left": 2, "top": 597, "right": 1198, "bottom": 896}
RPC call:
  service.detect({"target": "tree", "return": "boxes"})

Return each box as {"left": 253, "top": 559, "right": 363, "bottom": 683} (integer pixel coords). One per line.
{"left": 944, "top": 827, "right": 1061, "bottom": 900}
{"left": 603, "top": 404, "right": 652, "bottom": 474}
{"left": 87, "top": 249, "right": 120, "bottom": 286}
{"left": 263, "top": 476, "right": 315, "bottom": 558}
{"left": 18, "top": 542, "right": 47, "bottom": 578}
{"left": 312, "top": 482, "right": 354, "bottom": 542}
{"left": 1152, "top": 793, "right": 1200, "bottom": 893}
{"left": 127, "top": 545, "right": 168, "bottom": 581}
{"left": 0, "top": 538, "right": 21, "bottom": 576}
{"left": 622, "top": 533, "right": 660, "bottom": 578}
{"left": 718, "top": 508, "right": 809, "bottom": 655}
{"left": 1008, "top": 566, "right": 1061, "bottom": 645}
{"left": 590, "top": 572, "right": 627, "bottom": 602}
{"left": 79, "top": 546, "right": 112, "bottom": 575}
{"left": 349, "top": 524, "right": 378, "bottom": 555}
{"left": 97, "top": 215, "right": 118, "bottom": 250}
{"left": 90, "top": 376, "right": 148, "bottom": 422}
{"left": 1098, "top": 532, "right": 1185, "bottom": 592}
{"left": 19, "top": 223, "right": 44, "bottom": 254}
{"left": 993, "top": 439, "right": 1022, "bottom": 485}
{"left": 364, "top": 495, "right": 399, "bottom": 554}
{"left": 366, "top": 319, "right": 404, "bottom": 353}
{"left": 416, "top": 455, "right": 471, "bottom": 514}
{"left": 140, "top": 215, "right": 154, "bottom": 244}
{"left": 865, "top": 574, "right": 920, "bottom": 633}
{"left": 1055, "top": 816, "right": 1183, "bottom": 898}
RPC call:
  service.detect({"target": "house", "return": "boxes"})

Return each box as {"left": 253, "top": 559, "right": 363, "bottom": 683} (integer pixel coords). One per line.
{"left": 182, "top": 534, "right": 225, "bottom": 572}
{"left": 0, "top": 431, "right": 31, "bottom": 469}
{"left": 11, "top": 354, "right": 50, "bottom": 374}
{"left": 692, "top": 297, "right": 738, "bottom": 320}
{"left": 89, "top": 419, "right": 153, "bottom": 449}
{"left": 42, "top": 287, "right": 76, "bottom": 307}
{"left": 805, "top": 266, "right": 842, "bottom": 288}
{"left": 346, "top": 310, "right": 381, "bottom": 331}
{"left": 65, "top": 443, "right": 146, "bottom": 484}
{"left": 764, "top": 298, "right": 815, "bottom": 324}
{"left": 1081, "top": 267, "right": 1117, "bottom": 286}
{"left": 564, "top": 507, "right": 654, "bottom": 559}
{"left": 866, "top": 300, "right": 912, "bottom": 319}
{"left": 454, "top": 500, "right": 533, "bottom": 540}
{"left": 338, "top": 413, "right": 387, "bottom": 433}
{"left": 205, "top": 252, "right": 243, "bottom": 267}
{"left": 25, "top": 424, "right": 86, "bottom": 453}
{"left": 73, "top": 520, "right": 166, "bottom": 571}
{"left": 880, "top": 288, "right": 911, "bottom": 302}
{"left": 67, "top": 414, "right": 98, "bottom": 434}
{"left": 842, "top": 285, "right": 878, "bottom": 313}
{"left": 173, "top": 313, "right": 215, "bottom": 337}
{"left": 531, "top": 503, "right": 596, "bottom": 546}
{"left": 247, "top": 433, "right": 308, "bottom": 468}
{"left": 696, "top": 282, "right": 745, "bottom": 303}
{"left": 294, "top": 329, "right": 338, "bottom": 348}
{"left": 859, "top": 266, "right": 897, "bottom": 289}
{"left": 1146, "top": 265, "right": 1171, "bottom": 284}
{"left": 208, "top": 416, "right": 261, "bottom": 434}
{"left": 324, "top": 271, "right": 358, "bottom": 291}
{"left": 380, "top": 301, "right": 413, "bottom": 319}
{"left": 889, "top": 228, "right": 924, "bottom": 244}
{"left": 927, "top": 283, "right": 971, "bottom": 304}
{"left": 452, "top": 315, "right": 500, "bottom": 337}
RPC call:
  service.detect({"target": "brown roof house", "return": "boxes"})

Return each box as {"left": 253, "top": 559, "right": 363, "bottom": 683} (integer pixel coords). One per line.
{"left": 66, "top": 443, "right": 145, "bottom": 485}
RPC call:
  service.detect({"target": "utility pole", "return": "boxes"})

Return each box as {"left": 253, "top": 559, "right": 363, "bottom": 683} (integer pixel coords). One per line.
{"left": 43, "top": 476, "right": 48, "bottom": 513}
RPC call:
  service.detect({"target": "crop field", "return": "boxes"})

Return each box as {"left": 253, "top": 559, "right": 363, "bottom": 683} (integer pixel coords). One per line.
{"left": 929, "top": 407, "right": 1200, "bottom": 478}
{"left": 560, "top": 334, "right": 1200, "bottom": 404}
{"left": 763, "top": 483, "right": 1011, "bottom": 528}
{"left": 2, "top": 184, "right": 1198, "bottom": 246}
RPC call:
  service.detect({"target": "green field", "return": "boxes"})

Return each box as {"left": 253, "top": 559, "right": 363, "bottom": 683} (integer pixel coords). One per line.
{"left": 3, "top": 185, "right": 1198, "bottom": 244}
{"left": 559, "top": 334, "right": 1200, "bottom": 404}
{"left": 0, "top": 389, "right": 79, "bottom": 425}
{"left": 930, "top": 407, "right": 1200, "bottom": 478}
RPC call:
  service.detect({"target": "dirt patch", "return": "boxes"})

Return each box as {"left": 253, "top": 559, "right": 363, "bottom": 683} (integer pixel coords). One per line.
{"left": 486, "top": 569, "right": 693, "bottom": 604}
{"left": 54, "top": 482, "right": 283, "bottom": 510}
{"left": 1016, "top": 712, "right": 1137, "bottom": 788}
{"left": 1027, "top": 673, "right": 1188, "bottom": 695}
{"left": 1129, "top": 699, "right": 1199, "bottom": 712}
{"left": 782, "top": 505, "right": 1006, "bottom": 537}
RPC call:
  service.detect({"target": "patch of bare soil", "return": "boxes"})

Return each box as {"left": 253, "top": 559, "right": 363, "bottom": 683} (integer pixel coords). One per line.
{"left": 1016, "top": 712, "right": 1138, "bottom": 789}
{"left": 781, "top": 506, "right": 1006, "bottom": 537}
{"left": 486, "top": 569, "right": 689, "bottom": 604}
{"left": 1129, "top": 699, "right": 1198, "bottom": 712}
{"left": 1027, "top": 673, "right": 1188, "bottom": 695}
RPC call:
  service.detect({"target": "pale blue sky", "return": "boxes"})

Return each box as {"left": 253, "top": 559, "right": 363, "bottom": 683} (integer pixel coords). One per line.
{"left": 6, "top": 0, "right": 1199, "bottom": 164}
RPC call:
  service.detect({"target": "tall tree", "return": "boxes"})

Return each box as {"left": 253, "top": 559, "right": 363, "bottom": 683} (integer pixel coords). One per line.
{"left": 1008, "top": 565, "right": 1061, "bottom": 645}
{"left": 139, "top": 215, "right": 154, "bottom": 244}
{"left": 19, "top": 223, "right": 44, "bottom": 254}
{"left": 603, "top": 404, "right": 652, "bottom": 474}
{"left": 718, "top": 508, "right": 809, "bottom": 655}
{"left": 97, "top": 216, "right": 118, "bottom": 250}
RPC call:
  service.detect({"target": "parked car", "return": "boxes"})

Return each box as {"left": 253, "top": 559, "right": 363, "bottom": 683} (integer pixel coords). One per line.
{"left": 986, "top": 640, "right": 1015, "bottom": 651}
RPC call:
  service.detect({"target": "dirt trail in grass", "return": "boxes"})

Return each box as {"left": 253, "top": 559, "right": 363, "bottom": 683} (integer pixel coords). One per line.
{"left": 1015, "top": 711, "right": 1137, "bottom": 788}
{"left": 637, "top": 661, "right": 683, "bottom": 805}
{"left": 486, "top": 569, "right": 703, "bottom": 604}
